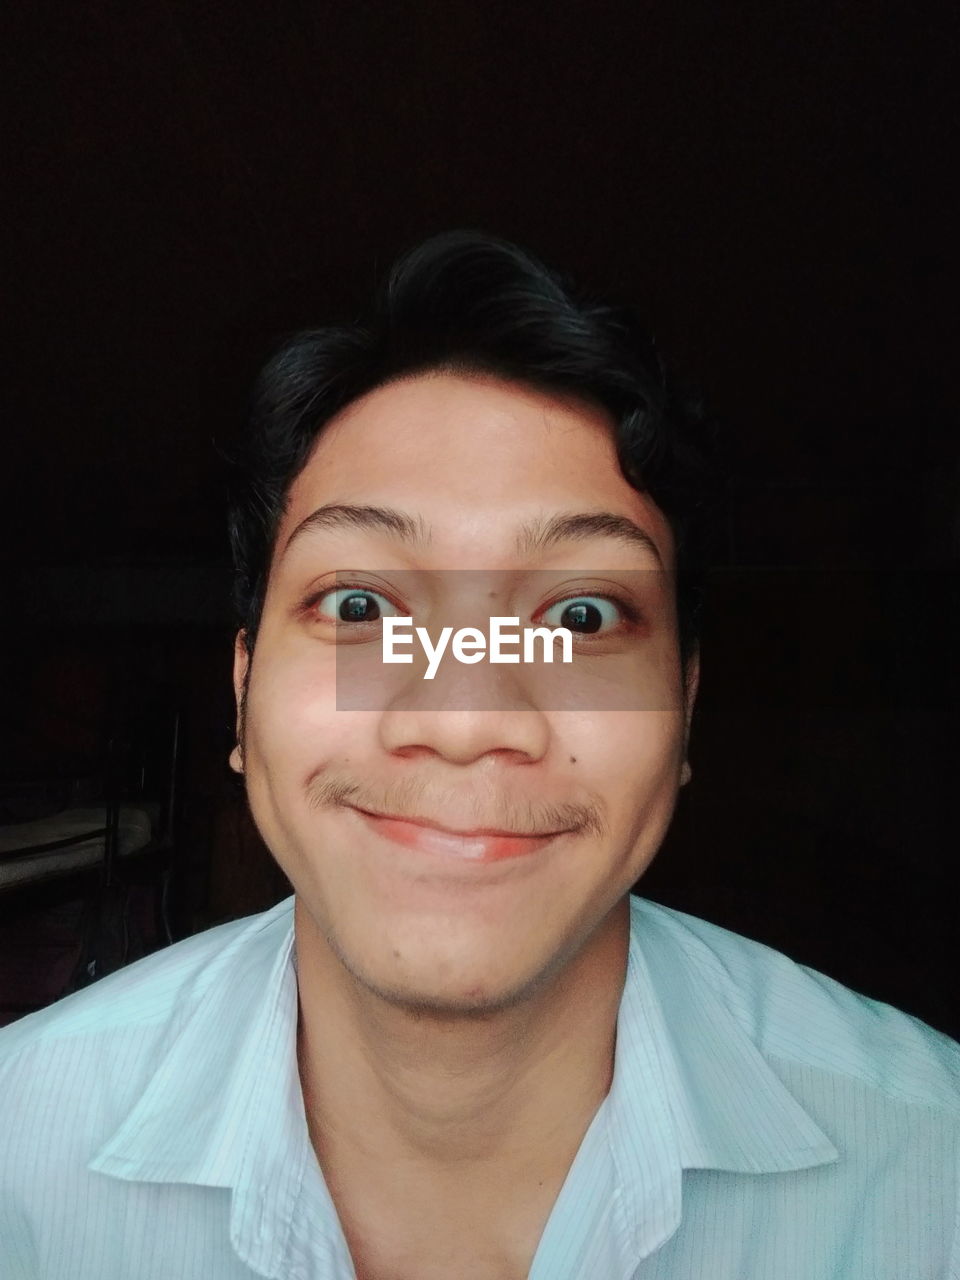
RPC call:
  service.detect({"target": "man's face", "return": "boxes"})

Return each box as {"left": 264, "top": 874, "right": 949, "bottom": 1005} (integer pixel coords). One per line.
{"left": 233, "top": 372, "right": 697, "bottom": 1013}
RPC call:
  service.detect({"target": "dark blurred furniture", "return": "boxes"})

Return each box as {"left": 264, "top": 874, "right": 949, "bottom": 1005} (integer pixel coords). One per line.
{"left": 0, "top": 706, "right": 181, "bottom": 1014}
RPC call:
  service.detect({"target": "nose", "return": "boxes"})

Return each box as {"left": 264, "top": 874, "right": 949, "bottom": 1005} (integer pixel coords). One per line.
{"left": 376, "top": 647, "right": 552, "bottom": 765}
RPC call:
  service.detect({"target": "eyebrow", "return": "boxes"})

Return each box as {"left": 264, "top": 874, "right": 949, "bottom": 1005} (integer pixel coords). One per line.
{"left": 282, "top": 503, "right": 664, "bottom": 565}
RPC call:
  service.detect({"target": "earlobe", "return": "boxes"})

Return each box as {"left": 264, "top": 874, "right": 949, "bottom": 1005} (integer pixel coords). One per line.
{"left": 229, "top": 743, "right": 244, "bottom": 774}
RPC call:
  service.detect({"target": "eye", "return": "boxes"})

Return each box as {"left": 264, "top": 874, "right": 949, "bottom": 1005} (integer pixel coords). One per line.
{"left": 540, "top": 594, "right": 637, "bottom": 636}
{"left": 312, "top": 585, "right": 403, "bottom": 626}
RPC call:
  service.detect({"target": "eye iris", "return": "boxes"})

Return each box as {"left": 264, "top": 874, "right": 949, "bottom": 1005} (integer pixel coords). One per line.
{"left": 561, "top": 601, "right": 603, "bottom": 634}
{"left": 340, "top": 592, "right": 379, "bottom": 622}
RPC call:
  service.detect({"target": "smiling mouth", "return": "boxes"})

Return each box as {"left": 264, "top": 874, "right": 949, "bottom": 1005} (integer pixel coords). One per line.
{"left": 350, "top": 806, "right": 568, "bottom": 862}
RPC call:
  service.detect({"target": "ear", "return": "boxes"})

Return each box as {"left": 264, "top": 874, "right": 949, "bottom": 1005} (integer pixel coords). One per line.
{"left": 230, "top": 630, "right": 250, "bottom": 774}
{"left": 680, "top": 648, "right": 700, "bottom": 787}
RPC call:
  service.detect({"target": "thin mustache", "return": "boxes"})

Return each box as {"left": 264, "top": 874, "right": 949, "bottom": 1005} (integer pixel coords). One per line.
{"left": 307, "top": 777, "right": 604, "bottom": 839}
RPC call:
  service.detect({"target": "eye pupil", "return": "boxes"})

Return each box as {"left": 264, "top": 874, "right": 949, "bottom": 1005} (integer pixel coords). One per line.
{"left": 340, "top": 592, "right": 379, "bottom": 622}
{"left": 561, "top": 601, "right": 603, "bottom": 634}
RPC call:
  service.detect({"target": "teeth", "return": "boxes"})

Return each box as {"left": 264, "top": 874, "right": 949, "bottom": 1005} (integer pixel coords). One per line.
{"left": 416, "top": 827, "right": 492, "bottom": 858}
{"left": 377, "top": 811, "right": 525, "bottom": 840}
{"left": 356, "top": 807, "right": 552, "bottom": 863}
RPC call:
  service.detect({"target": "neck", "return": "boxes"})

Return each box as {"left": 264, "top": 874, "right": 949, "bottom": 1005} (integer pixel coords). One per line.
{"left": 294, "top": 896, "right": 630, "bottom": 1174}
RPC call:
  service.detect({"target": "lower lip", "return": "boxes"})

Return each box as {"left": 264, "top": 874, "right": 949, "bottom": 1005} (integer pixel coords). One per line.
{"left": 353, "top": 809, "right": 562, "bottom": 863}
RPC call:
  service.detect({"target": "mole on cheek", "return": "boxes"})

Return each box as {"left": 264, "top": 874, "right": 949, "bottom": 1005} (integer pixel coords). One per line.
{"left": 569, "top": 756, "right": 577, "bottom": 764}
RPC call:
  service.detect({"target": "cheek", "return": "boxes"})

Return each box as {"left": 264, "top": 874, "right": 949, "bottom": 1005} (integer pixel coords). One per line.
{"left": 245, "top": 648, "right": 340, "bottom": 778}
{"left": 588, "top": 712, "right": 685, "bottom": 820}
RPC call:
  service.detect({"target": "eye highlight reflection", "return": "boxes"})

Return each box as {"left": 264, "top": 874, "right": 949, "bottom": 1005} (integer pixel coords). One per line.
{"left": 311, "top": 583, "right": 403, "bottom": 626}
{"left": 539, "top": 592, "right": 643, "bottom": 637}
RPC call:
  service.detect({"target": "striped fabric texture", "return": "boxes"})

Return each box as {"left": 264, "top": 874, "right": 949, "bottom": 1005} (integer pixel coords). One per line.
{"left": 1, "top": 892, "right": 958, "bottom": 1278}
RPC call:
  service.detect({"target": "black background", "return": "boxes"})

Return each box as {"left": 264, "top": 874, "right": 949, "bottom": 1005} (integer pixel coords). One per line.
{"left": 1, "top": 1, "right": 957, "bottom": 1033}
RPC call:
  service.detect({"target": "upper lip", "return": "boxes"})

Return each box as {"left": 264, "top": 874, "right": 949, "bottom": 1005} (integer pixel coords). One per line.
{"left": 353, "top": 806, "right": 564, "bottom": 840}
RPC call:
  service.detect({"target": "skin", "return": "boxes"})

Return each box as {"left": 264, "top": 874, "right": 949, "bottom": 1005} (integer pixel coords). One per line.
{"left": 231, "top": 371, "right": 698, "bottom": 1279}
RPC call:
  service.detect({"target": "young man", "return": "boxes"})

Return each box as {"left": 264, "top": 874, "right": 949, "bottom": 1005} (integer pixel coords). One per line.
{"left": 1, "top": 232, "right": 958, "bottom": 1279}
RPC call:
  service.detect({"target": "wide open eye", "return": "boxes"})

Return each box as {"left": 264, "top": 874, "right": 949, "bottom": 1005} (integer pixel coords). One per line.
{"left": 313, "top": 585, "right": 403, "bottom": 626}
{"left": 540, "top": 594, "right": 637, "bottom": 636}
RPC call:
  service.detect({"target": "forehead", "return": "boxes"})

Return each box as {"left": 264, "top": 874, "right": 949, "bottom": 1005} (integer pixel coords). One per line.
{"left": 275, "top": 371, "right": 674, "bottom": 569}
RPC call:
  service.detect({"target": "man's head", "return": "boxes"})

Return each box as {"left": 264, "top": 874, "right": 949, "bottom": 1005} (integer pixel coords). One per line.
{"left": 227, "top": 231, "right": 721, "bottom": 1016}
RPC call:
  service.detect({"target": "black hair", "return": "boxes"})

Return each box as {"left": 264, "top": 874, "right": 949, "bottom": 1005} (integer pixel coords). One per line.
{"left": 227, "top": 229, "right": 725, "bottom": 670}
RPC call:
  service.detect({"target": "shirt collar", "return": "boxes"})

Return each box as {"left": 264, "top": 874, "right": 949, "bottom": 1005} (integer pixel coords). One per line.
{"left": 589, "top": 896, "right": 840, "bottom": 1264}
{"left": 87, "top": 896, "right": 350, "bottom": 1278}
{"left": 88, "top": 894, "right": 840, "bottom": 1273}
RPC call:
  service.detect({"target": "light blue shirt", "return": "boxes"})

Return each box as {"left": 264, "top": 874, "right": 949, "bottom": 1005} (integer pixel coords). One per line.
{"left": 1, "top": 892, "right": 958, "bottom": 1278}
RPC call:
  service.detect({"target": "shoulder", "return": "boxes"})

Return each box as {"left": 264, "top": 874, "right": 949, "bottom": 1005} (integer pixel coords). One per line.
{"left": 0, "top": 898, "right": 294, "bottom": 1122}
{"left": 629, "top": 893, "right": 960, "bottom": 1114}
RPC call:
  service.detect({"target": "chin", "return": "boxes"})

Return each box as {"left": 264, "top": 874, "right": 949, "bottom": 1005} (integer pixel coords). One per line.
{"left": 345, "top": 951, "right": 546, "bottom": 1021}
{"left": 378, "top": 987, "right": 517, "bottom": 1022}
